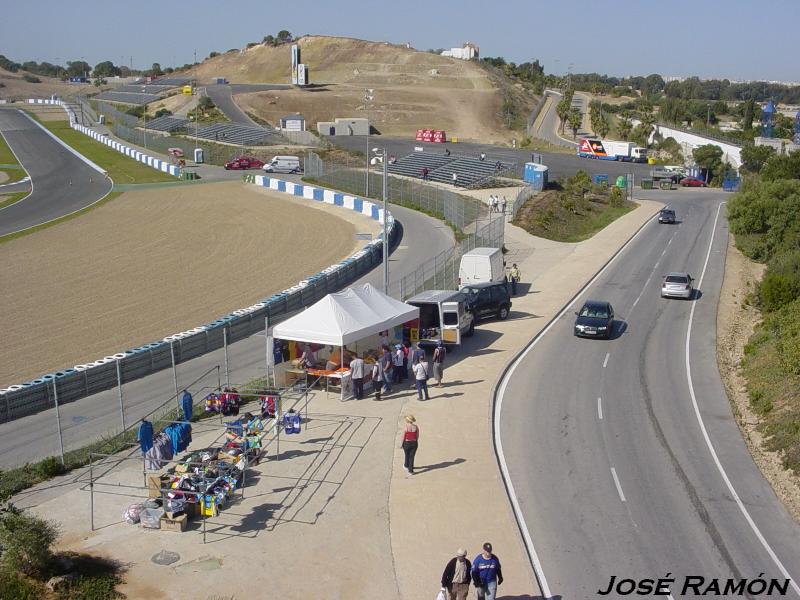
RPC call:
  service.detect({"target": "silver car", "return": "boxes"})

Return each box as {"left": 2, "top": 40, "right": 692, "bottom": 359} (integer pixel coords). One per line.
{"left": 661, "top": 272, "right": 694, "bottom": 299}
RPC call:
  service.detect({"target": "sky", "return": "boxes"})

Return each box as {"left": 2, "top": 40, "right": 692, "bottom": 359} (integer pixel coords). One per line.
{"left": 2, "top": 0, "right": 797, "bottom": 82}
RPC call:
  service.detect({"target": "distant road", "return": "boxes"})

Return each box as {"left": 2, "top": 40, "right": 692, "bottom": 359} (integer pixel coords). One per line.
{"left": 205, "top": 84, "right": 291, "bottom": 126}
{"left": 0, "top": 109, "right": 112, "bottom": 236}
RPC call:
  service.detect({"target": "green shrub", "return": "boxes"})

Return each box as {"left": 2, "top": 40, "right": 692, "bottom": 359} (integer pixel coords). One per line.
{"left": 56, "top": 554, "right": 125, "bottom": 600}
{"left": 154, "top": 108, "right": 172, "bottom": 118}
{"left": 22, "top": 74, "right": 41, "bottom": 83}
{"left": 0, "top": 568, "right": 44, "bottom": 599}
{"left": 33, "top": 456, "right": 65, "bottom": 479}
{"left": 759, "top": 272, "right": 798, "bottom": 312}
{"left": 0, "top": 507, "right": 60, "bottom": 576}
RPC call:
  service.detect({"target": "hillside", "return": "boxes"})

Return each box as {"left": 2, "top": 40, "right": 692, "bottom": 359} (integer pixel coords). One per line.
{"left": 191, "top": 36, "right": 536, "bottom": 142}
{"left": 0, "top": 67, "right": 99, "bottom": 100}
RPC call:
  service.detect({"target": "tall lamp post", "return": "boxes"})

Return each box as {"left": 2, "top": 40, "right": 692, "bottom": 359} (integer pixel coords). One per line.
{"left": 364, "top": 88, "right": 374, "bottom": 197}
{"left": 371, "top": 147, "right": 389, "bottom": 293}
{"left": 141, "top": 85, "right": 147, "bottom": 150}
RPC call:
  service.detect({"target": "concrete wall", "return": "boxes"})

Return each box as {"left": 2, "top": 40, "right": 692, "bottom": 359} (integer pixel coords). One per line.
{"left": 650, "top": 123, "right": 742, "bottom": 168}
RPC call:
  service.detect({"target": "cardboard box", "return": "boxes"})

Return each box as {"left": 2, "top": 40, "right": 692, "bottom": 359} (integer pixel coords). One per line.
{"left": 160, "top": 513, "right": 187, "bottom": 532}
{"left": 147, "top": 474, "right": 171, "bottom": 499}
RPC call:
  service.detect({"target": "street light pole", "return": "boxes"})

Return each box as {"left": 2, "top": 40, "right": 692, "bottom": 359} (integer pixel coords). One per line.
{"left": 364, "top": 89, "right": 373, "bottom": 197}
{"left": 142, "top": 85, "right": 147, "bottom": 150}
{"left": 382, "top": 148, "right": 389, "bottom": 293}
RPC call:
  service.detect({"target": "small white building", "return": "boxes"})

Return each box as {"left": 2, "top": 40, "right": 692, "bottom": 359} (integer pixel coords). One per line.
{"left": 280, "top": 114, "right": 306, "bottom": 132}
{"left": 441, "top": 42, "right": 479, "bottom": 60}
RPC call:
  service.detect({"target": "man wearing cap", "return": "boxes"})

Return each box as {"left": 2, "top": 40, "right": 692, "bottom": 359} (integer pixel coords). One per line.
{"left": 441, "top": 548, "right": 472, "bottom": 600}
{"left": 471, "top": 542, "right": 503, "bottom": 600}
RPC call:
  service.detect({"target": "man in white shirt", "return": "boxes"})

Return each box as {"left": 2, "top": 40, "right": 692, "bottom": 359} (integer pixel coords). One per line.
{"left": 349, "top": 355, "right": 365, "bottom": 399}
{"left": 413, "top": 357, "right": 431, "bottom": 400}
{"left": 392, "top": 344, "right": 404, "bottom": 384}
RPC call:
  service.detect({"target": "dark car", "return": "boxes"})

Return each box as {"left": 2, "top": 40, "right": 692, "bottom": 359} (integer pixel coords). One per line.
{"left": 680, "top": 177, "right": 707, "bottom": 187}
{"left": 658, "top": 208, "right": 676, "bottom": 224}
{"left": 460, "top": 281, "right": 513, "bottom": 321}
{"left": 574, "top": 300, "right": 615, "bottom": 339}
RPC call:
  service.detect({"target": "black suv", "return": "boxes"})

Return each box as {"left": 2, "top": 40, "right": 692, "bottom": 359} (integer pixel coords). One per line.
{"left": 659, "top": 208, "right": 676, "bottom": 224}
{"left": 461, "top": 281, "right": 513, "bottom": 320}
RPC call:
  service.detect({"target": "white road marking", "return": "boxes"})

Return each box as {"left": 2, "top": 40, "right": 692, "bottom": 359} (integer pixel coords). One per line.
{"left": 667, "top": 237, "right": 673, "bottom": 245}
{"left": 632, "top": 296, "right": 640, "bottom": 308}
{"left": 597, "top": 397, "right": 603, "bottom": 420}
{"left": 685, "top": 202, "right": 800, "bottom": 597}
{"left": 610, "top": 467, "right": 626, "bottom": 502}
{"left": 495, "top": 211, "right": 659, "bottom": 599}
{"left": 602, "top": 353, "right": 610, "bottom": 368}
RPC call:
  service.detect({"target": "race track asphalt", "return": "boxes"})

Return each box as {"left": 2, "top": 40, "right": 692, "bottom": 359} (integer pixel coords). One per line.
{"left": 205, "top": 84, "right": 291, "bottom": 126}
{"left": 498, "top": 190, "right": 800, "bottom": 599}
{"left": 0, "top": 109, "right": 112, "bottom": 236}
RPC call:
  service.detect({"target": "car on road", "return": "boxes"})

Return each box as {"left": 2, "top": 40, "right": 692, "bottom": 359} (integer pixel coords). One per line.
{"left": 658, "top": 208, "right": 676, "bottom": 224}
{"left": 661, "top": 272, "right": 694, "bottom": 299}
{"left": 224, "top": 156, "right": 265, "bottom": 170}
{"left": 460, "top": 281, "right": 513, "bottom": 321}
{"left": 680, "top": 176, "right": 706, "bottom": 187}
{"left": 574, "top": 300, "right": 615, "bottom": 339}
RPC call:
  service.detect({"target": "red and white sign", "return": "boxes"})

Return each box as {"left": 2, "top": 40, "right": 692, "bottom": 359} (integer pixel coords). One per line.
{"left": 432, "top": 130, "right": 446, "bottom": 143}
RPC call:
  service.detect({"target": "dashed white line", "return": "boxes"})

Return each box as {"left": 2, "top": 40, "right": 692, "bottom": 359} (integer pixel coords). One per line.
{"left": 610, "top": 467, "right": 626, "bottom": 502}
{"left": 597, "top": 397, "right": 603, "bottom": 420}
{"left": 667, "top": 237, "right": 673, "bottom": 245}
{"left": 685, "top": 202, "right": 800, "bottom": 596}
{"left": 632, "top": 296, "right": 640, "bottom": 308}
{"left": 602, "top": 353, "right": 610, "bottom": 368}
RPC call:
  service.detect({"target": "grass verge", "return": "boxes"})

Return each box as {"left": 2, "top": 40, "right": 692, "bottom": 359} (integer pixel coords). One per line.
{"left": 0, "top": 132, "right": 20, "bottom": 165}
{"left": 513, "top": 173, "right": 635, "bottom": 243}
{"left": 0, "top": 191, "right": 29, "bottom": 210}
{"left": 29, "top": 115, "right": 177, "bottom": 184}
{"left": 0, "top": 191, "right": 122, "bottom": 245}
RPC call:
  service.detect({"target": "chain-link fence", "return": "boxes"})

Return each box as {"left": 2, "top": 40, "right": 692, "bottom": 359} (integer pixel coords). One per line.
{"left": 508, "top": 184, "right": 539, "bottom": 219}
{"left": 305, "top": 152, "right": 487, "bottom": 233}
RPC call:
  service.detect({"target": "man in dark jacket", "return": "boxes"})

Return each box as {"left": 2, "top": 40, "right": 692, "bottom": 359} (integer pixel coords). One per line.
{"left": 441, "top": 549, "right": 472, "bottom": 600}
{"left": 471, "top": 542, "right": 503, "bottom": 600}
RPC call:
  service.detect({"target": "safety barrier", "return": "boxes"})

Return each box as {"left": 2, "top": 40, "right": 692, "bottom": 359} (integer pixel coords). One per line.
{"left": 26, "top": 98, "right": 181, "bottom": 177}
{"left": 0, "top": 175, "right": 396, "bottom": 423}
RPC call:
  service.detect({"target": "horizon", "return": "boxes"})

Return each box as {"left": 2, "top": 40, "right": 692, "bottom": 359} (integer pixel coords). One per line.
{"left": 1, "top": 0, "right": 798, "bottom": 82}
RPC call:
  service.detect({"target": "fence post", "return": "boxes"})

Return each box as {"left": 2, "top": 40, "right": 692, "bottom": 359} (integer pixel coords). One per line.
{"left": 116, "top": 359, "right": 126, "bottom": 432}
{"left": 170, "top": 342, "right": 180, "bottom": 411}
{"left": 52, "top": 379, "right": 65, "bottom": 466}
{"left": 223, "top": 327, "right": 230, "bottom": 388}
{"left": 434, "top": 254, "right": 438, "bottom": 289}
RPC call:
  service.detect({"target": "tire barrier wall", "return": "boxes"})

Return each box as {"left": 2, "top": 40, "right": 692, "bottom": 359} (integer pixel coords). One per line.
{"left": 0, "top": 175, "right": 396, "bottom": 424}
{"left": 25, "top": 98, "right": 181, "bottom": 177}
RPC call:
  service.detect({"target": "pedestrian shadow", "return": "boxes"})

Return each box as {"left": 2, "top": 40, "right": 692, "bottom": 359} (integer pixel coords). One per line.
{"left": 509, "top": 282, "right": 534, "bottom": 296}
{"left": 442, "top": 379, "right": 483, "bottom": 387}
{"left": 415, "top": 458, "right": 465, "bottom": 473}
{"left": 509, "top": 310, "right": 542, "bottom": 320}
{"left": 498, "top": 595, "right": 562, "bottom": 600}
{"left": 429, "top": 392, "right": 463, "bottom": 399}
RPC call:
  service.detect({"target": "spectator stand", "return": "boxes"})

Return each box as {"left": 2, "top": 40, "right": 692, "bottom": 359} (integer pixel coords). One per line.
{"left": 86, "top": 381, "right": 313, "bottom": 543}
{"left": 388, "top": 151, "right": 516, "bottom": 188}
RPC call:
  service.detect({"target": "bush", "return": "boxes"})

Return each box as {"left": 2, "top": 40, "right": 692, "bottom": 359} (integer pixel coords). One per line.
{"left": 0, "top": 568, "right": 43, "bottom": 599}
{"left": 765, "top": 299, "right": 800, "bottom": 375}
{"left": 0, "top": 506, "right": 60, "bottom": 576}
{"left": 198, "top": 95, "right": 215, "bottom": 110}
{"left": 22, "top": 74, "right": 41, "bottom": 83}
{"left": 33, "top": 456, "right": 65, "bottom": 479}
{"left": 154, "top": 108, "right": 172, "bottom": 118}
{"left": 759, "top": 272, "right": 798, "bottom": 312}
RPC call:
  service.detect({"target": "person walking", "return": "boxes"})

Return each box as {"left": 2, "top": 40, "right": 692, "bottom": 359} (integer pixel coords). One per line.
{"left": 441, "top": 549, "right": 472, "bottom": 600}
{"left": 349, "top": 354, "right": 365, "bottom": 400}
{"left": 401, "top": 340, "right": 411, "bottom": 382}
{"left": 471, "top": 542, "right": 503, "bottom": 600}
{"left": 509, "top": 263, "right": 521, "bottom": 296}
{"left": 432, "top": 340, "right": 446, "bottom": 387}
{"left": 421, "top": 167, "right": 429, "bottom": 180}
{"left": 381, "top": 345, "right": 393, "bottom": 394}
{"left": 392, "top": 344, "right": 404, "bottom": 385}
{"left": 479, "top": 152, "right": 486, "bottom": 162}
{"left": 452, "top": 172, "right": 458, "bottom": 185}
{"left": 371, "top": 360, "right": 385, "bottom": 401}
{"left": 500, "top": 196, "right": 507, "bottom": 214}
{"left": 413, "top": 354, "right": 431, "bottom": 400}
{"left": 399, "top": 415, "right": 419, "bottom": 474}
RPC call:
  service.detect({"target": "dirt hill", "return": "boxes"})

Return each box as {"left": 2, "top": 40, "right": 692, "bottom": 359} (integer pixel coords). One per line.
{"left": 0, "top": 67, "right": 99, "bottom": 101}
{"left": 190, "top": 36, "right": 536, "bottom": 142}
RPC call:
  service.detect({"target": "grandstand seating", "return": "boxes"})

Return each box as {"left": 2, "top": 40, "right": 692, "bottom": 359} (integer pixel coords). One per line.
{"left": 387, "top": 152, "right": 511, "bottom": 188}
{"left": 93, "top": 91, "right": 161, "bottom": 106}
{"left": 151, "top": 77, "right": 192, "bottom": 86}
{"left": 185, "top": 123, "right": 286, "bottom": 146}
{"left": 143, "top": 116, "right": 189, "bottom": 132}
{"left": 115, "top": 84, "right": 174, "bottom": 94}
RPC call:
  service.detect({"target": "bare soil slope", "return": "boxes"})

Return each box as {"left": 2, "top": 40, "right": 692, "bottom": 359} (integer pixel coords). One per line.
{"left": 0, "top": 182, "right": 359, "bottom": 386}
{"left": 192, "top": 36, "right": 533, "bottom": 141}
{"left": 0, "top": 67, "right": 101, "bottom": 101}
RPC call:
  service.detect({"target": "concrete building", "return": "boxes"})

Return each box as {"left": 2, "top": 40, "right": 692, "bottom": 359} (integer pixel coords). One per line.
{"left": 755, "top": 136, "right": 800, "bottom": 155}
{"left": 441, "top": 42, "right": 479, "bottom": 60}
{"left": 317, "top": 117, "right": 369, "bottom": 136}
{"left": 280, "top": 114, "right": 306, "bottom": 132}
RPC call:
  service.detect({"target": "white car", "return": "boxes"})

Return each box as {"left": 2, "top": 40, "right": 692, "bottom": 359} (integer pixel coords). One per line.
{"left": 661, "top": 272, "right": 694, "bottom": 299}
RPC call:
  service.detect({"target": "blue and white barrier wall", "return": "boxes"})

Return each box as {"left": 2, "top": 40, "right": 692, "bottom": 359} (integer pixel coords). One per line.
{"left": 0, "top": 174, "right": 396, "bottom": 422}
{"left": 26, "top": 98, "right": 181, "bottom": 178}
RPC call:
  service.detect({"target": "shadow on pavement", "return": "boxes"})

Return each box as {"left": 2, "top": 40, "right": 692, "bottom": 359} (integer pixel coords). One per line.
{"left": 498, "top": 595, "right": 562, "bottom": 600}
{"left": 415, "top": 458, "right": 465, "bottom": 473}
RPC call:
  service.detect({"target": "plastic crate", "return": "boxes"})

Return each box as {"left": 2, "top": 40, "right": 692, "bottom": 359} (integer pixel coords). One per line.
{"left": 640, "top": 179, "right": 654, "bottom": 189}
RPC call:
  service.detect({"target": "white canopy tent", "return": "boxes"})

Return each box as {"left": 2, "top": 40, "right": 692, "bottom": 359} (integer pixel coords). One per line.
{"left": 273, "top": 283, "right": 419, "bottom": 346}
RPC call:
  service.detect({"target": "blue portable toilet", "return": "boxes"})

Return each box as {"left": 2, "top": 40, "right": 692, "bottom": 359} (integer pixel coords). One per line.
{"left": 523, "top": 162, "right": 549, "bottom": 191}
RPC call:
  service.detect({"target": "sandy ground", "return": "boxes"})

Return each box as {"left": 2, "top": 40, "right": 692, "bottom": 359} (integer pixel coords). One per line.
{"left": 0, "top": 171, "right": 8, "bottom": 183}
{"left": 0, "top": 181, "right": 376, "bottom": 387}
{"left": 23, "top": 104, "right": 69, "bottom": 121}
{"left": 716, "top": 234, "right": 800, "bottom": 522}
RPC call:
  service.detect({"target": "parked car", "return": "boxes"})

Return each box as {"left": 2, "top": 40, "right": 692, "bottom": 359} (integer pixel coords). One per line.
{"left": 224, "top": 156, "right": 265, "bottom": 170}
{"left": 680, "top": 177, "right": 707, "bottom": 187}
{"left": 658, "top": 208, "right": 676, "bottom": 224}
{"left": 574, "top": 300, "right": 615, "bottom": 339}
{"left": 460, "top": 281, "right": 513, "bottom": 321}
{"left": 661, "top": 272, "right": 694, "bottom": 299}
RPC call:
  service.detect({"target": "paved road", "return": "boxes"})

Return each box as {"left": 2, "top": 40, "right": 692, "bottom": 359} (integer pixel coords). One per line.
{"left": 498, "top": 190, "right": 800, "bottom": 598}
{"left": 205, "top": 84, "right": 290, "bottom": 126}
{"left": 0, "top": 202, "right": 454, "bottom": 467}
{"left": 330, "top": 135, "right": 652, "bottom": 181}
{"left": 0, "top": 109, "right": 112, "bottom": 236}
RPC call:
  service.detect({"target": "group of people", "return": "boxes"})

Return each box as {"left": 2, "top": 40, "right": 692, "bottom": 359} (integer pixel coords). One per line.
{"left": 488, "top": 194, "right": 507, "bottom": 214}
{"left": 440, "top": 543, "right": 504, "bottom": 600}
{"left": 349, "top": 338, "right": 447, "bottom": 402}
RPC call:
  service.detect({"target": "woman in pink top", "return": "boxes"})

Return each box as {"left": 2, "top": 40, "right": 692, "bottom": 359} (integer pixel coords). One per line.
{"left": 399, "top": 415, "right": 419, "bottom": 474}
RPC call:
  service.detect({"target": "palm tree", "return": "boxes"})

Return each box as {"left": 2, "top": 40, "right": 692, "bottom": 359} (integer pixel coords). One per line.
{"left": 618, "top": 117, "right": 633, "bottom": 141}
{"left": 556, "top": 98, "right": 572, "bottom": 134}
{"left": 567, "top": 107, "right": 583, "bottom": 138}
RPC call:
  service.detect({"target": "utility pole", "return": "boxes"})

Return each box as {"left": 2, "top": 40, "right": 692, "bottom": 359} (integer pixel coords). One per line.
{"left": 364, "top": 89, "right": 374, "bottom": 197}
{"left": 382, "top": 148, "right": 389, "bottom": 293}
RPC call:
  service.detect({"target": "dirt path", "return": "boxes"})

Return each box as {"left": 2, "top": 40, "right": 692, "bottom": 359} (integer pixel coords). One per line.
{"left": 0, "top": 182, "right": 364, "bottom": 387}
{"left": 716, "top": 234, "right": 800, "bottom": 522}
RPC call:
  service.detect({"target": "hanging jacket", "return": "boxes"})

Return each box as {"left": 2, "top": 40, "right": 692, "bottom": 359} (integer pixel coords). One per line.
{"left": 138, "top": 421, "right": 154, "bottom": 454}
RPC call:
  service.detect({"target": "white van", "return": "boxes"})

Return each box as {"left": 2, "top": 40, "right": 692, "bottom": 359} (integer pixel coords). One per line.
{"left": 406, "top": 290, "right": 475, "bottom": 346}
{"left": 458, "top": 247, "right": 505, "bottom": 288}
{"left": 263, "top": 155, "right": 302, "bottom": 174}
